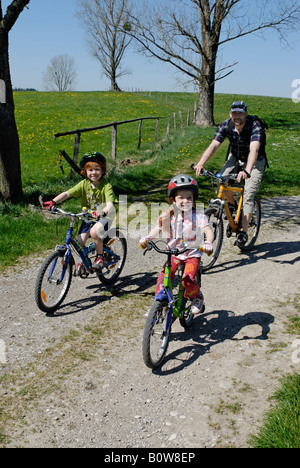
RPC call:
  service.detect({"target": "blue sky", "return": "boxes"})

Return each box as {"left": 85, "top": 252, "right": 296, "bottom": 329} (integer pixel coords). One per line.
{"left": 6, "top": 0, "right": 300, "bottom": 98}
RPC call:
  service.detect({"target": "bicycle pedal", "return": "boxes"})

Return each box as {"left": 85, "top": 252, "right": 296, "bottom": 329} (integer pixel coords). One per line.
{"left": 226, "top": 224, "right": 233, "bottom": 238}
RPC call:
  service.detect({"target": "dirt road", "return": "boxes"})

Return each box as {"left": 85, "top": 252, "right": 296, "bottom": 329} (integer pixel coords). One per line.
{"left": 0, "top": 196, "right": 299, "bottom": 448}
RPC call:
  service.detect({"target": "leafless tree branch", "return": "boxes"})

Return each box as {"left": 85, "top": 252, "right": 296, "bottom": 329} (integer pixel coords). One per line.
{"left": 127, "top": 0, "right": 300, "bottom": 126}
{"left": 77, "top": 0, "right": 133, "bottom": 91}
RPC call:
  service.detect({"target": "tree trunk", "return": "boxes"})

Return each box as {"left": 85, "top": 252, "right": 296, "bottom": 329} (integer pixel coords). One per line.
{"left": 194, "top": 9, "right": 219, "bottom": 128}
{"left": 110, "top": 64, "right": 121, "bottom": 91}
{"left": 0, "top": 29, "right": 23, "bottom": 202}
{"left": 110, "top": 78, "right": 121, "bottom": 92}
{"left": 194, "top": 68, "right": 215, "bottom": 127}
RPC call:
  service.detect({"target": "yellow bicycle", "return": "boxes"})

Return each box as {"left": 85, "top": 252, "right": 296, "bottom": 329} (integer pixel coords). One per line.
{"left": 199, "top": 168, "right": 262, "bottom": 271}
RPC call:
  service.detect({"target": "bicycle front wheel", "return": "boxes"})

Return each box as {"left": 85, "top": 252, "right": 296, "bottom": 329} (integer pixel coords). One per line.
{"left": 97, "top": 229, "right": 127, "bottom": 285}
{"left": 203, "top": 206, "right": 224, "bottom": 271}
{"left": 143, "top": 300, "right": 172, "bottom": 369}
{"left": 35, "top": 250, "right": 72, "bottom": 313}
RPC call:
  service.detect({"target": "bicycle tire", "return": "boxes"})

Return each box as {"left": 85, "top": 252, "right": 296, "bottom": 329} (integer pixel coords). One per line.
{"left": 35, "top": 250, "right": 72, "bottom": 314}
{"left": 238, "top": 197, "right": 262, "bottom": 252}
{"left": 203, "top": 206, "right": 224, "bottom": 271}
{"left": 97, "top": 229, "right": 127, "bottom": 285}
{"left": 172, "top": 267, "right": 194, "bottom": 329}
{"left": 143, "top": 300, "right": 172, "bottom": 369}
{"left": 179, "top": 307, "right": 194, "bottom": 329}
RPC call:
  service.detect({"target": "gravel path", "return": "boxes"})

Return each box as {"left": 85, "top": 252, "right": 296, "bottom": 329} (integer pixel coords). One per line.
{"left": 0, "top": 196, "right": 299, "bottom": 448}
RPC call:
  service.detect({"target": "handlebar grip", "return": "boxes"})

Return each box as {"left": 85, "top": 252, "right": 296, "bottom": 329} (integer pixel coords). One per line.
{"left": 199, "top": 245, "right": 214, "bottom": 257}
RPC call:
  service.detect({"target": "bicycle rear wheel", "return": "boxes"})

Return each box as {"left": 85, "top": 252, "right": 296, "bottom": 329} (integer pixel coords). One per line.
{"left": 35, "top": 250, "right": 72, "bottom": 313}
{"left": 203, "top": 206, "right": 224, "bottom": 271}
{"left": 143, "top": 300, "right": 172, "bottom": 369}
{"left": 97, "top": 229, "right": 127, "bottom": 285}
{"left": 238, "top": 197, "right": 261, "bottom": 252}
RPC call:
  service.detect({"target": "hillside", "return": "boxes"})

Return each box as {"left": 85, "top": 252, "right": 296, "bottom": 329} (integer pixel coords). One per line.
{"left": 0, "top": 91, "right": 299, "bottom": 268}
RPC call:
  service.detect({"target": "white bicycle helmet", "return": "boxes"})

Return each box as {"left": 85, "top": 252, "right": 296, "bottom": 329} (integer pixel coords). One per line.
{"left": 168, "top": 174, "right": 199, "bottom": 200}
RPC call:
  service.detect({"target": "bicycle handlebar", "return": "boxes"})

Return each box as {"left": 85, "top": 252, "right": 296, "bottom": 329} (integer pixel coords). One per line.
{"left": 191, "top": 164, "right": 250, "bottom": 182}
{"left": 144, "top": 240, "right": 210, "bottom": 257}
{"left": 45, "top": 206, "right": 104, "bottom": 222}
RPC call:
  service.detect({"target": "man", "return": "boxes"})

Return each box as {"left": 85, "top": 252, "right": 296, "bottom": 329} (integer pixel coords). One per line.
{"left": 194, "top": 101, "right": 267, "bottom": 247}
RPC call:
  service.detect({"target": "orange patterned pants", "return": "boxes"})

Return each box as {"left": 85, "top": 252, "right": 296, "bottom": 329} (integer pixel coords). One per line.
{"left": 155, "top": 256, "right": 201, "bottom": 300}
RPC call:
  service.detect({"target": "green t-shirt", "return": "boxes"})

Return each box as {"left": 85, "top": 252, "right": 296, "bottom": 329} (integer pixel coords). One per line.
{"left": 67, "top": 178, "right": 117, "bottom": 213}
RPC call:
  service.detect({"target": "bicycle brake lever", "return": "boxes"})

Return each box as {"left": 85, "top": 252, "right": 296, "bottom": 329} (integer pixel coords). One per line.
{"left": 143, "top": 243, "right": 153, "bottom": 256}
{"left": 50, "top": 206, "right": 58, "bottom": 214}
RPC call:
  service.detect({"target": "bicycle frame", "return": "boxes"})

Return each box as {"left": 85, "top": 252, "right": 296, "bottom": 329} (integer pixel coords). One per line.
{"left": 215, "top": 183, "right": 244, "bottom": 233}
{"left": 52, "top": 215, "right": 121, "bottom": 284}
{"left": 158, "top": 254, "right": 193, "bottom": 320}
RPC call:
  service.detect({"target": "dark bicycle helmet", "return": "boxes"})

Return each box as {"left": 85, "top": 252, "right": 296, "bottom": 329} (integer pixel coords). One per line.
{"left": 168, "top": 174, "right": 199, "bottom": 200}
{"left": 80, "top": 151, "right": 106, "bottom": 169}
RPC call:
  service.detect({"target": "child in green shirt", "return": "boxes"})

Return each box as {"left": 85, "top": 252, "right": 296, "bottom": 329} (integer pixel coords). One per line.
{"left": 42, "top": 152, "right": 116, "bottom": 271}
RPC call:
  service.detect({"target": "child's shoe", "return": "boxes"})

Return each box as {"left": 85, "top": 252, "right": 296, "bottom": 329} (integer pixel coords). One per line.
{"left": 75, "top": 262, "right": 85, "bottom": 277}
{"left": 191, "top": 293, "right": 205, "bottom": 315}
{"left": 92, "top": 255, "right": 104, "bottom": 271}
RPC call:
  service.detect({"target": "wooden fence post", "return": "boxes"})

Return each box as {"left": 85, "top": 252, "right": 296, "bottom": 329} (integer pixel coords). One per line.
{"left": 138, "top": 119, "right": 143, "bottom": 149}
{"left": 112, "top": 124, "right": 117, "bottom": 160}
{"left": 71, "top": 132, "right": 81, "bottom": 179}
{"left": 155, "top": 118, "right": 159, "bottom": 142}
{"left": 167, "top": 114, "right": 170, "bottom": 135}
{"left": 179, "top": 111, "right": 183, "bottom": 129}
{"left": 193, "top": 102, "right": 197, "bottom": 122}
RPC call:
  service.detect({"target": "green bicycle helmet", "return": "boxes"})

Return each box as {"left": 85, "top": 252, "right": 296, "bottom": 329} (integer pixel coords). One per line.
{"left": 80, "top": 151, "right": 106, "bottom": 169}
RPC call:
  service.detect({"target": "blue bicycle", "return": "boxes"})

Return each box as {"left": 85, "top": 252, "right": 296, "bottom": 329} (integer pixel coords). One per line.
{"left": 35, "top": 205, "right": 127, "bottom": 314}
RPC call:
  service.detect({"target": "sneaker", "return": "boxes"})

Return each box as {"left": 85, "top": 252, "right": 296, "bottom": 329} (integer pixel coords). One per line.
{"left": 235, "top": 231, "right": 248, "bottom": 247}
{"left": 92, "top": 255, "right": 104, "bottom": 271}
{"left": 191, "top": 294, "right": 205, "bottom": 315}
{"left": 75, "top": 262, "right": 85, "bottom": 277}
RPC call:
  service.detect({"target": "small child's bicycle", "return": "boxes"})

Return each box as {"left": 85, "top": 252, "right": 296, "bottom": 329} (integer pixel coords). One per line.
{"left": 35, "top": 204, "right": 127, "bottom": 314}
{"left": 198, "top": 168, "right": 262, "bottom": 271}
{"left": 142, "top": 240, "right": 209, "bottom": 369}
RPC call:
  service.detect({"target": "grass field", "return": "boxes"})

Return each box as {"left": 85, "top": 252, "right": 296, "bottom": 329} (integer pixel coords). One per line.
{"left": 250, "top": 373, "right": 300, "bottom": 448}
{"left": 0, "top": 91, "right": 299, "bottom": 268}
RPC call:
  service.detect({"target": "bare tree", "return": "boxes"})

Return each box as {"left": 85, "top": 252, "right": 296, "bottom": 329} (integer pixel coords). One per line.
{"left": 43, "top": 55, "right": 77, "bottom": 92}
{"left": 128, "top": 0, "right": 300, "bottom": 126}
{"left": 77, "top": 0, "right": 133, "bottom": 92}
{"left": 0, "top": 0, "right": 30, "bottom": 202}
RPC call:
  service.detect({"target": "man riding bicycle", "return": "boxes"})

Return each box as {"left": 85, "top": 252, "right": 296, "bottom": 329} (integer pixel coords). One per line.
{"left": 194, "top": 101, "right": 268, "bottom": 247}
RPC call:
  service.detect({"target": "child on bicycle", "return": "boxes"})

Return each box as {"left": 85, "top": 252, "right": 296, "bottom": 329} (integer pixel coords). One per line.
{"left": 42, "top": 152, "right": 116, "bottom": 271}
{"left": 139, "top": 174, "right": 214, "bottom": 315}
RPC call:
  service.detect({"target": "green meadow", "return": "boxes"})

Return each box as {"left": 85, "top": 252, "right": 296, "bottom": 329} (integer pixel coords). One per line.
{"left": 0, "top": 90, "right": 299, "bottom": 268}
